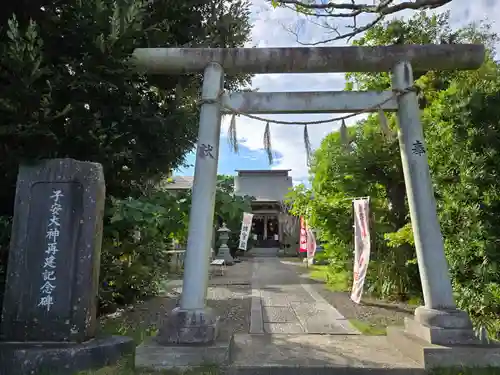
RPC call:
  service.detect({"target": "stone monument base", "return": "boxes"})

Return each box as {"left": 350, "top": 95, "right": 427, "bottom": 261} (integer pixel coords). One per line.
{"left": 0, "top": 335, "right": 135, "bottom": 375}
{"left": 135, "top": 336, "right": 232, "bottom": 371}
{"left": 387, "top": 324, "right": 500, "bottom": 369}
{"left": 156, "top": 306, "right": 220, "bottom": 345}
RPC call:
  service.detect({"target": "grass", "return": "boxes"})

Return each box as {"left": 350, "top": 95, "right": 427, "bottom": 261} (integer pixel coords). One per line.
{"left": 98, "top": 314, "right": 158, "bottom": 346}
{"left": 348, "top": 319, "right": 387, "bottom": 335}
{"left": 308, "top": 265, "right": 328, "bottom": 282}
{"left": 307, "top": 264, "right": 349, "bottom": 292}
{"left": 407, "top": 295, "right": 423, "bottom": 306}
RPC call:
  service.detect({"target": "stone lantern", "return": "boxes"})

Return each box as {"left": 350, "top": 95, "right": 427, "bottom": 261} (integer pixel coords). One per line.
{"left": 216, "top": 223, "right": 234, "bottom": 265}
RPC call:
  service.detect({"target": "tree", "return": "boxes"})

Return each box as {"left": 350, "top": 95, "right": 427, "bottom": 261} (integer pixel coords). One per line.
{"left": 0, "top": 0, "right": 253, "bottom": 314}
{"left": 0, "top": 0, "right": 252, "bottom": 216}
{"left": 303, "top": 115, "right": 418, "bottom": 300}
{"left": 422, "top": 59, "right": 500, "bottom": 337}
{"left": 271, "top": 0, "right": 454, "bottom": 44}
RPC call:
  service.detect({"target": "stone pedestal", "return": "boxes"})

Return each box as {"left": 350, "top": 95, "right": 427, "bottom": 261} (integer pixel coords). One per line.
{"left": 408, "top": 307, "right": 479, "bottom": 345}
{"left": 137, "top": 307, "right": 230, "bottom": 371}
{"left": 156, "top": 307, "right": 220, "bottom": 345}
{"left": 387, "top": 307, "right": 500, "bottom": 369}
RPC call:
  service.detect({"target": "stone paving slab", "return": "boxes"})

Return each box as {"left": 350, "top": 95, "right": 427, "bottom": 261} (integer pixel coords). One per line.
{"left": 282, "top": 293, "right": 316, "bottom": 303}
{"left": 292, "top": 303, "right": 351, "bottom": 334}
{"left": 264, "top": 323, "right": 305, "bottom": 334}
{"left": 290, "top": 301, "right": 359, "bottom": 334}
{"left": 250, "top": 257, "right": 359, "bottom": 335}
{"left": 259, "top": 291, "right": 289, "bottom": 307}
{"left": 262, "top": 306, "right": 298, "bottom": 323}
{"left": 290, "top": 301, "right": 345, "bottom": 321}
{"left": 259, "top": 290, "right": 314, "bottom": 304}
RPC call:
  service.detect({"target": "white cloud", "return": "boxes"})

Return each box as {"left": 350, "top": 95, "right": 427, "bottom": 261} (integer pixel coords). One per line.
{"left": 224, "top": 0, "right": 500, "bottom": 182}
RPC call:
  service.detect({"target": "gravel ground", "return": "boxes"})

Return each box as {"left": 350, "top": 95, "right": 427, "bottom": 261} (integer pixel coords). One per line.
{"left": 312, "top": 285, "right": 415, "bottom": 328}
{"left": 206, "top": 285, "right": 251, "bottom": 339}
{"left": 207, "top": 259, "right": 253, "bottom": 286}
{"left": 100, "top": 285, "right": 251, "bottom": 342}
{"left": 99, "top": 260, "right": 253, "bottom": 342}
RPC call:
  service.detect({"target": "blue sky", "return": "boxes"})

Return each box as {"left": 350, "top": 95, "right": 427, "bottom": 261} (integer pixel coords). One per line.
{"left": 176, "top": 142, "right": 284, "bottom": 176}
{"left": 175, "top": 0, "right": 499, "bottom": 184}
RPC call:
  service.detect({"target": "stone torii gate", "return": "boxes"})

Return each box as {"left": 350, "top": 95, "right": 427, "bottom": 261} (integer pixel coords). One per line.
{"left": 132, "top": 45, "right": 490, "bottom": 362}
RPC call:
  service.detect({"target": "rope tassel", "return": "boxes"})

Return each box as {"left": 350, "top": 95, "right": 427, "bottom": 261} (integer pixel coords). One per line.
{"left": 227, "top": 114, "right": 239, "bottom": 153}
{"left": 263, "top": 121, "right": 273, "bottom": 165}
{"left": 304, "top": 125, "right": 312, "bottom": 166}
{"left": 378, "top": 108, "right": 393, "bottom": 138}
{"left": 340, "top": 119, "right": 349, "bottom": 146}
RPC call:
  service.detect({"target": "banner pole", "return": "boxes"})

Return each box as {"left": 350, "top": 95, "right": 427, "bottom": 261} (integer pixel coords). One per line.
{"left": 305, "top": 219, "right": 309, "bottom": 268}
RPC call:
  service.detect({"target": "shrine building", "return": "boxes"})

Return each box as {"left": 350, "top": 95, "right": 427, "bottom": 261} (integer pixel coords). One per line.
{"left": 164, "top": 169, "right": 298, "bottom": 251}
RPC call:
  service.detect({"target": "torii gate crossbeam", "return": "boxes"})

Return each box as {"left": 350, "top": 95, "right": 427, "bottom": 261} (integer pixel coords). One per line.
{"left": 132, "top": 45, "right": 486, "bottom": 351}
{"left": 220, "top": 91, "right": 399, "bottom": 114}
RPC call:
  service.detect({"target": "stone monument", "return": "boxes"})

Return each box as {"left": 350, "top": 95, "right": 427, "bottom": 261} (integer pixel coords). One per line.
{"left": 0, "top": 159, "right": 135, "bottom": 375}
{"left": 216, "top": 223, "right": 234, "bottom": 265}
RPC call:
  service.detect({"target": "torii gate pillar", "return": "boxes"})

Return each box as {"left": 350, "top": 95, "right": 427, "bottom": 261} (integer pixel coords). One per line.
{"left": 391, "top": 61, "right": 477, "bottom": 344}
{"left": 132, "top": 45, "right": 488, "bottom": 354}
{"left": 156, "top": 62, "right": 225, "bottom": 345}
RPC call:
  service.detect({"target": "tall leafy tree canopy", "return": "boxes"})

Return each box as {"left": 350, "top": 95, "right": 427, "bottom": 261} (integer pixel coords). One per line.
{"left": 0, "top": 0, "right": 252, "bottom": 216}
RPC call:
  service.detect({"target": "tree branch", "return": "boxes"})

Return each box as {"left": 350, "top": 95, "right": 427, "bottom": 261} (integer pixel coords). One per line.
{"left": 275, "top": 0, "right": 454, "bottom": 44}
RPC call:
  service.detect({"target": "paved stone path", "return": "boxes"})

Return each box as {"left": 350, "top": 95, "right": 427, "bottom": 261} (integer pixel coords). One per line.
{"left": 250, "top": 256, "right": 359, "bottom": 335}
{"left": 144, "top": 255, "right": 422, "bottom": 372}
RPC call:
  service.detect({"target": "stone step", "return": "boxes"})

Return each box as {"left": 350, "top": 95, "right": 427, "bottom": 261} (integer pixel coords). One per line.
{"left": 227, "top": 365, "right": 425, "bottom": 375}
{"left": 229, "top": 334, "right": 424, "bottom": 374}
{"left": 386, "top": 326, "right": 500, "bottom": 369}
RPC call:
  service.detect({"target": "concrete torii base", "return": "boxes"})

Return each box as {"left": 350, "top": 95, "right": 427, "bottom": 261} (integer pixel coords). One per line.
{"left": 135, "top": 336, "right": 232, "bottom": 371}
{"left": 387, "top": 320, "right": 500, "bottom": 369}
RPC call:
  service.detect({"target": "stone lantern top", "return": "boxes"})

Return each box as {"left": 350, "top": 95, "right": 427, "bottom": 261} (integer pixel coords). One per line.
{"left": 217, "top": 223, "right": 231, "bottom": 233}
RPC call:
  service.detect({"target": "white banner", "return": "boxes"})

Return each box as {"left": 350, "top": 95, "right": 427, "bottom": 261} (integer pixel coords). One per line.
{"left": 306, "top": 227, "right": 317, "bottom": 265}
{"left": 238, "top": 212, "right": 253, "bottom": 251}
{"left": 306, "top": 227, "right": 317, "bottom": 260}
{"left": 350, "top": 198, "right": 371, "bottom": 304}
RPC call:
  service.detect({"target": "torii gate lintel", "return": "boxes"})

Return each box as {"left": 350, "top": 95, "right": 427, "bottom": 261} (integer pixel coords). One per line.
{"left": 138, "top": 45, "right": 486, "bottom": 348}
{"left": 132, "top": 44, "right": 484, "bottom": 74}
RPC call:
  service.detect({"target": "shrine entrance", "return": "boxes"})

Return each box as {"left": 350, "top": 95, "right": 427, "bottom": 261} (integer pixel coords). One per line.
{"left": 132, "top": 44, "right": 486, "bottom": 351}
{"left": 252, "top": 214, "right": 279, "bottom": 248}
